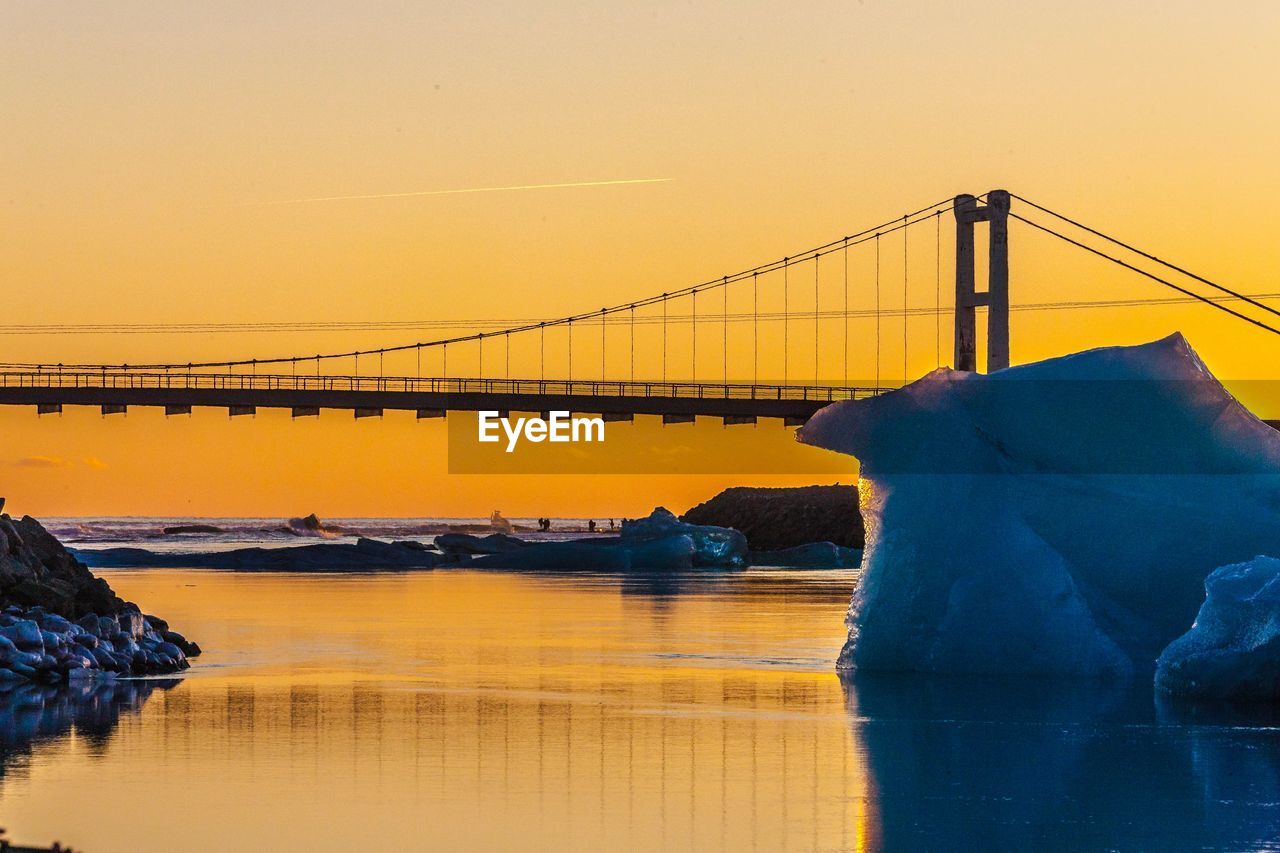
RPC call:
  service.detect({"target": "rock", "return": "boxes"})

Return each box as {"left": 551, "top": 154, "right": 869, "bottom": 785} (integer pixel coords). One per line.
{"left": 285, "top": 513, "right": 342, "bottom": 538}
{"left": 2, "top": 620, "right": 43, "bottom": 651}
{"left": 77, "top": 540, "right": 441, "bottom": 571}
{"left": 38, "top": 613, "right": 73, "bottom": 633}
{"left": 0, "top": 550, "right": 198, "bottom": 684}
{"left": 163, "top": 523, "right": 223, "bottom": 534}
{"left": 0, "top": 634, "right": 17, "bottom": 663}
{"left": 434, "top": 533, "right": 530, "bottom": 559}
{"left": 681, "top": 485, "right": 864, "bottom": 551}
{"left": 118, "top": 609, "right": 145, "bottom": 639}
{"left": 393, "top": 540, "right": 435, "bottom": 552}
{"left": 162, "top": 630, "right": 201, "bottom": 657}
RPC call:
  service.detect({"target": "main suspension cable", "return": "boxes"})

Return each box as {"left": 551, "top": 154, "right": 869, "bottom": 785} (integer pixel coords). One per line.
{"left": 1013, "top": 193, "right": 1280, "bottom": 320}
{"left": 1010, "top": 213, "right": 1280, "bottom": 338}
{"left": 32, "top": 198, "right": 954, "bottom": 372}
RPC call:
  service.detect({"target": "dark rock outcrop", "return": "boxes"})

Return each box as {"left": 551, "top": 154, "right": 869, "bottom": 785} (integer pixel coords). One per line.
{"left": 435, "top": 533, "right": 529, "bottom": 560}
{"left": 285, "top": 513, "right": 343, "bottom": 537}
{"left": 76, "top": 537, "right": 442, "bottom": 571}
{"left": 0, "top": 514, "right": 199, "bottom": 683}
{"left": 163, "top": 523, "right": 223, "bottom": 535}
{"left": 0, "top": 514, "right": 125, "bottom": 617}
{"left": 681, "top": 485, "right": 864, "bottom": 551}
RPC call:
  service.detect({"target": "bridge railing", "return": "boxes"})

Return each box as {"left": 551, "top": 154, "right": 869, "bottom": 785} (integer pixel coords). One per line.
{"left": 0, "top": 370, "right": 889, "bottom": 402}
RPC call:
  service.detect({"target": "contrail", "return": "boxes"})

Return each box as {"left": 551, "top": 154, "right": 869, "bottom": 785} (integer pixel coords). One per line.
{"left": 248, "top": 177, "right": 672, "bottom": 206}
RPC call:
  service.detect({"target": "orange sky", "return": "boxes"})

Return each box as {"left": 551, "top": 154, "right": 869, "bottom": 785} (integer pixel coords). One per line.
{"left": 2, "top": 1, "right": 1279, "bottom": 517}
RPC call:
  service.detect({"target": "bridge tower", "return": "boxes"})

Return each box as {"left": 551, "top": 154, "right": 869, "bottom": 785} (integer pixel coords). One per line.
{"left": 953, "top": 189, "right": 1010, "bottom": 372}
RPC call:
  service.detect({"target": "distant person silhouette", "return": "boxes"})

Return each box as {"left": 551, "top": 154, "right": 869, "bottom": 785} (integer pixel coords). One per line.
{"left": 588, "top": 519, "right": 596, "bottom": 533}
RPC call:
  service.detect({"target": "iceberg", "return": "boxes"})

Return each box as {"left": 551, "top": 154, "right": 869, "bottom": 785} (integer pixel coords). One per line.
{"left": 435, "top": 508, "right": 741, "bottom": 572}
{"left": 1156, "top": 556, "right": 1280, "bottom": 699}
{"left": 620, "top": 508, "right": 747, "bottom": 567}
{"left": 460, "top": 535, "right": 695, "bottom": 572}
{"left": 748, "top": 542, "right": 862, "bottom": 569}
{"left": 799, "top": 334, "right": 1280, "bottom": 679}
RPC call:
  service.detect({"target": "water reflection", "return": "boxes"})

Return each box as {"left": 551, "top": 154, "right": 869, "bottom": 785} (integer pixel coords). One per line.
{"left": 0, "top": 569, "right": 870, "bottom": 852}
{"left": 2, "top": 570, "right": 1276, "bottom": 851}
{"left": 0, "top": 678, "right": 177, "bottom": 780}
{"left": 842, "top": 673, "right": 1280, "bottom": 851}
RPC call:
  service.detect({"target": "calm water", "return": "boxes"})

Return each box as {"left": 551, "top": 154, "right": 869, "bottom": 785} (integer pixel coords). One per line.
{"left": 1, "top": 568, "right": 1278, "bottom": 852}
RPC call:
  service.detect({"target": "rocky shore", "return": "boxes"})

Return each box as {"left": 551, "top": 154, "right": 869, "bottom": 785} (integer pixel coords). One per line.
{"left": 0, "top": 512, "right": 199, "bottom": 684}
{"left": 75, "top": 504, "right": 866, "bottom": 572}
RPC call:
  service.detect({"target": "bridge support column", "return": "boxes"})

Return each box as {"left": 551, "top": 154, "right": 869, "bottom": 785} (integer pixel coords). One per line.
{"left": 953, "top": 189, "right": 1011, "bottom": 372}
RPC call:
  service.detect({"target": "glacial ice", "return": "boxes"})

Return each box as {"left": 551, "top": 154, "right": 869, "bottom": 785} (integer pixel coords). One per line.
{"left": 444, "top": 508, "right": 743, "bottom": 571}
{"left": 461, "top": 534, "right": 696, "bottom": 572}
{"left": 748, "top": 542, "right": 862, "bottom": 569}
{"left": 798, "top": 333, "right": 1280, "bottom": 679}
{"left": 620, "top": 508, "right": 748, "bottom": 568}
{"left": 1156, "top": 556, "right": 1280, "bottom": 699}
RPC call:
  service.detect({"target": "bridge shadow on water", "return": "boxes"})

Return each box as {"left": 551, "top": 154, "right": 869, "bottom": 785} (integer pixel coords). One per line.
{"left": 840, "top": 672, "right": 1280, "bottom": 851}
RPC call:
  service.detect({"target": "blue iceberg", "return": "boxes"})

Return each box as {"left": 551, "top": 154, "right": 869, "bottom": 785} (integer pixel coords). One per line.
{"left": 799, "top": 334, "right": 1280, "bottom": 679}
{"left": 1156, "top": 556, "right": 1280, "bottom": 699}
{"left": 620, "top": 507, "right": 747, "bottom": 568}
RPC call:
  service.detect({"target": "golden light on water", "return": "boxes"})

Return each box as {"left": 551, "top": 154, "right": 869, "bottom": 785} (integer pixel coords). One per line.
{"left": 0, "top": 569, "right": 879, "bottom": 851}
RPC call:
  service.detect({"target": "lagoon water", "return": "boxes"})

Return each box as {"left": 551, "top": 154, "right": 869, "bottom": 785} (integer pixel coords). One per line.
{"left": 1, "top": 566, "right": 1279, "bottom": 851}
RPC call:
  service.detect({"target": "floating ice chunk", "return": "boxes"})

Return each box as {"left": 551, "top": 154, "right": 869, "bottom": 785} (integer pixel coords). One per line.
{"left": 798, "top": 334, "right": 1280, "bottom": 678}
{"left": 621, "top": 508, "right": 747, "bottom": 567}
{"left": 1156, "top": 556, "right": 1280, "bottom": 699}
{"left": 749, "top": 542, "right": 861, "bottom": 569}
{"left": 460, "top": 534, "right": 695, "bottom": 571}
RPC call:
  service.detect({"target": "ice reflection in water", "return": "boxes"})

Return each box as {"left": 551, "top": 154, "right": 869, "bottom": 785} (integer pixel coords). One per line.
{"left": 0, "top": 569, "right": 1274, "bottom": 851}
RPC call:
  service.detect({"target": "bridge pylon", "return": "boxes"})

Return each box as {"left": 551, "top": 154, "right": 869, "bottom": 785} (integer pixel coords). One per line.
{"left": 953, "top": 189, "right": 1010, "bottom": 372}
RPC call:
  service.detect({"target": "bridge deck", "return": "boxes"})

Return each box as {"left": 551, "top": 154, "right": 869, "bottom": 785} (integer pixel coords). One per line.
{"left": 0, "top": 371, "right": 887, "bottom": 420}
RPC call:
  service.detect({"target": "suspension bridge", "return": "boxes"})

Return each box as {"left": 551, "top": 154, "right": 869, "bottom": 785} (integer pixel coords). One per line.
{"left": 2, "top": 189, "right": 1276, "bottom": 425}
